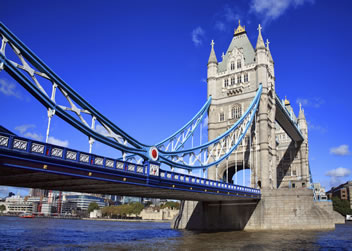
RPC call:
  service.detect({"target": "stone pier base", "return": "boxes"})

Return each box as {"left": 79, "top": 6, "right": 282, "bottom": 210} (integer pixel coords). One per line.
{"left": 172, "top": 188, "right": 344, "bottom": 231}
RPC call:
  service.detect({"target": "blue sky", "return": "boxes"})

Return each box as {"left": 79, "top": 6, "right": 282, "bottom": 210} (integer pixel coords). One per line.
{"left": 0, "top": 0, "right": 351, "bottom": 196}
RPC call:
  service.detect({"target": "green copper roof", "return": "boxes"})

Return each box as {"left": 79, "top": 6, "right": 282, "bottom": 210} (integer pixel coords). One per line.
{"left": 218, "top": 33, "right": 255, "bottom": 72}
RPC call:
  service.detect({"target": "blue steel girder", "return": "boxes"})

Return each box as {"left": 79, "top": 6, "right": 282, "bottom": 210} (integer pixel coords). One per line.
{"left": 0, "top": 131, "right": 261, "bottom": 201}
{"left": 0, "top": 22, "right": 261, "bottom": 170}
{"left": 0, "top": 22, "right": 149, "bottom": 157}
{"left": 121, "top": 96, "right": 211, "bottom": 164}
{"left": 158, "top": 85, "right": 262, "bottom": 169}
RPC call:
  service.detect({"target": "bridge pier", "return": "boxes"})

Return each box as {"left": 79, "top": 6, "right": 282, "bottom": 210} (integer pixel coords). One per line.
{"left": 172, "top": 188, "right": 344, "bottom": 231}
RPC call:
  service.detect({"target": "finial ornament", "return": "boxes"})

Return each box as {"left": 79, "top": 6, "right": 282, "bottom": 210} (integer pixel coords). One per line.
{"left": 221, "top": 52, "right": 225, "bottom": 59}
{"left": 266, "top": 39, "right": 270, "bottom": 48}
{"left": 211, "top": 40, "right": 215, "bottom": 48}
{"left": 284, "top": 96, "right": 290, "bottom": 105}
{"left": 234, "top": 20, "right": 246, "bottom": 35}
{"left": 299, "top": 102, "right": 302, "bottom": 111}
{"left": 257, "top": 24, "right": 262, "bottom": 33}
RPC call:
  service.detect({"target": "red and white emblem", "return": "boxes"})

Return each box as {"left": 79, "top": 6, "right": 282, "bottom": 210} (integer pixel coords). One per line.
{"left": 149, "top": 146, "right": 159, "bottom": 161}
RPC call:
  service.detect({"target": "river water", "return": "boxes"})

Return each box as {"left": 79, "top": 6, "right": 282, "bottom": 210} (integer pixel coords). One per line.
{"left": 0, "top": 216, "right": 351, "bottom": 250}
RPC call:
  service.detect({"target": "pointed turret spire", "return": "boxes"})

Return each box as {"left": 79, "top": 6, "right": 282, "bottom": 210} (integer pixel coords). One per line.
{"left": 266, "top": 39, "right": 274, "bottom": 63}
{"left": 208, "top": 40, "right": 218, "bottom": 64}
{"left": 298, "top": 103, "right": 306, "bottom": 120}
{"left": 256, "top": 24, "right": 265, "bottom": 49}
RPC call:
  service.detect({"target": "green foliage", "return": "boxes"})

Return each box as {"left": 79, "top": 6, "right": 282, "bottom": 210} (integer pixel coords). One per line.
{"left": 129, "top": 202, "right": 144, "bottom": 215}
{"left": 161, "top": 201, "right": 180, "bottom": 210}
{"left": 101, "top": 202, "right": 144, "bottom": 218}
{"left": 332, "top": 196, "right": 352, "bottom": 216}
{"left": 0, "top": 204, "right": 6, "bottom": 212}
{"left": 87, "top": 202, "right": 100, "bottom": 213}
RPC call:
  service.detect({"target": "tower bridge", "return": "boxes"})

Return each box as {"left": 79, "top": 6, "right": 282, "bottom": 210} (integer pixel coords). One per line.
{"left": 0, "top": 21, "right": 342, "bottom": 230}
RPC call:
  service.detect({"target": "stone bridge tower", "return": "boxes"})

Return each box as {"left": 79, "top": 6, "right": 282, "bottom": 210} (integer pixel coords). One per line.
{"left": 207, "top": 22, "right": 277, "bottom": 189}
{"left": 173, "top": 22, "right": 337, "bottom": 231}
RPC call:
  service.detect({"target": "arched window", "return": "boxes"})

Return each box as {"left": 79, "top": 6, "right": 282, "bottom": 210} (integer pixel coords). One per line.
{"left": 224, "top": 78, "right": 229, "bottom": 87}
{"left": 231, "top": 104, "right": 242, "bottom": 119}
{"left": 230, "top": 61, "right": 235, "bottom": 70}
{"left": 237, "top": 74, "right": 242, "bottom": 83}
{"left": 237, "top": 59, "right": 241, "bottom": 69}
{"left": 231, "top": 77, "right": 235, "bottom": 86}
{"left": 219, "top": 112, "right": 225, "bottom": 122}
{"left": 244, "top": 73, "right": 248, "bottom": 82}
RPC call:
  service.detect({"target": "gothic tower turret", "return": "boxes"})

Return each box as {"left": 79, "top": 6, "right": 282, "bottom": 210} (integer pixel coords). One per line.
{"left": 298, "top": 104, "right": 310, "bottom": 186}
{"left": 207, "top": 40, "right": 218, "bottom": 99}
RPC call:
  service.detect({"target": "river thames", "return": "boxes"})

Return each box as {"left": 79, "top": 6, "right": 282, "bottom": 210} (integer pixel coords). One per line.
{"left": 0, "top": 216, "right": 351, "bottom": 250}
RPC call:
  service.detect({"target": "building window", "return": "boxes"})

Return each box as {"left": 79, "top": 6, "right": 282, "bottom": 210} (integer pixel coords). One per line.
{"left": 244, "top": 73, "right": 248, "bottom": 82}
{"left": 230, "top": 61, "right": 235, "bottom": 70}
{"left": 237, "top": 74, "right": 242, "bottom": 83}
{"left": 237, "top": 59, "right": 241, "bottom": 69}
{"left": 224, "top": 79, "right": 229, "bottom": 87}
{"left": 231, "top": 77, "right": 235, "bottom": 86}
{"left": 231, "top": 104, "right": 242, "bottom": 119}
{"left": 219, "top": 112, "right": 224, "bottom": 122}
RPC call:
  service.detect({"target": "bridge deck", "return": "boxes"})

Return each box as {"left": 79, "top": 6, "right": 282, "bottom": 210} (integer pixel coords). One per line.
{"left": 275, "top": 95, "right": 304, "bottom": 143}
{"left": 0, "top": 132, "right": 260, "bottom": 202}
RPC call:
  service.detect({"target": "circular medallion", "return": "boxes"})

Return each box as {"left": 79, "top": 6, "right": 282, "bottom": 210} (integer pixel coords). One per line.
{"left": 149, "top": 146, "right": 159, "bottom": 161}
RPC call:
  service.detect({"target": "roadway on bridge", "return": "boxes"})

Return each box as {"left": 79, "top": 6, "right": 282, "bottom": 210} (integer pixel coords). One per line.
{"left": 0, "top": 148, "right": 260, "bottom": 202}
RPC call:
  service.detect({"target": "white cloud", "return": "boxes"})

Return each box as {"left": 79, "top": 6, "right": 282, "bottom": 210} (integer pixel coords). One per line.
{"left": 0, "top": 78, "right": 22, "bottom": 99}
{"left": 191, "top": 27, "right": 205, "bottom": 47}
{"left": 48, "top": 136, "right": 69, "bottom": 147}
{"left": 326, "top": 167, "right": 351, "bottom": 177}
{"left": 224, "top": 5, "right": 240, "bottom": 22}
{"left": 296, "top": 97, "right": 325, "bottom": 108}
{"left": 330, "top": 144, "right": 350, "bottom": 156}
{"left": 250, "top": 0, "right": 314, "bottom": 24}
{"left": 24, "top": 132, "right": 43, "bottom": 141}
{"left": 0, "top": 186, "right": 9, "bottom": 197}
{"left": 215, "top": 21, "right": 226, "bottom": 31}
{"left": 307, "top": 121, "right": 327, "bottom": 134}
{"left": 15, "top": 124, "right": 36, "bottom": 134}
{"left": 326, "top": 167, "right": 351, "bottom": 187}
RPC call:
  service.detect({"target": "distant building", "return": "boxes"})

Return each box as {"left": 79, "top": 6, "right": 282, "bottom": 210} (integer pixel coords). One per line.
{"left": 4, "top": 195, "right": 33, "bottom": 214}
{"left": 90, "top": 209, "right": 102, "bottom": 218}
{"left": 29, "top": 188, "right": 48, "bottom": 197}
{"left": 140, "top": 207, "right": 179, "bottom": 221}
{"left": 312, "top": 183, "right": 328, "bottom": 200}
{"left": 326, "top": 181, "right": 352, "bottom": 208}
{"left": 122, "top": 196, "right": 142, "bottom": 204}
{"left": 64, "top": 193, "right": 105, "bottom": 211}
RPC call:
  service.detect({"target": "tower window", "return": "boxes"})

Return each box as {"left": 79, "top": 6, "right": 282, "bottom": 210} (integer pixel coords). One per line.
{"left": 231, "top": 77, "right": 235, "bottom": 86}
{"left": 224, "top": 79, "right": 229, "bottom": 87}
{"left": 230, "top": 61, "right": 235, "bottom": 70}
{"left": 237, "top": 59, "right": 241, "bottom": 69}
{"left": 244, "top": 73, "right": 248, "bottom": 82}
{"left": 231, "top": 104, "right": 242, "bottom": 119}
{"left": 219, "top": 112, "right": 225, "bottom": 122}
{"left": 237, "top": 74, "right": 242, "bottom": 83}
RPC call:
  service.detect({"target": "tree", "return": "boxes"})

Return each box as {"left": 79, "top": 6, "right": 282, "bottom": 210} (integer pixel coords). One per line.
{"left": 332, "top": 196, "right": 352, "bottom": 216}
{"left": 0, "top": 204, "right": 6, "bottom": 213}
{"left": 88, "top": 202, "right": 100, "bottom": 213}
{"left": 161, "top": 201, "right": 180, "bottom": 210}
{"left": 129, "top": 202, "right": 144, "bottom": 215}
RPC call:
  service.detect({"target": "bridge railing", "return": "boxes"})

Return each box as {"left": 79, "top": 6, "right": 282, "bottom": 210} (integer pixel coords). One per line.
{"left": 0, "top": 131, "right": 260, "bottom": 196}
